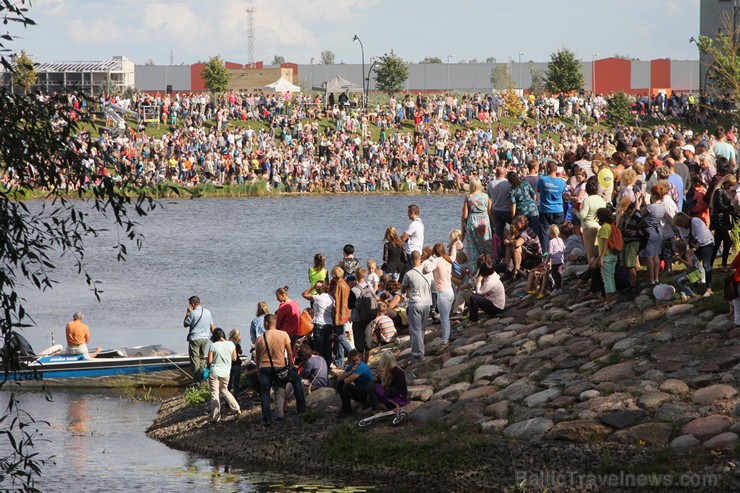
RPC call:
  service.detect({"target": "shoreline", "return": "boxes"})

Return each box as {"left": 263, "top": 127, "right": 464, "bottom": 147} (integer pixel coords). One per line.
{"left": 147, "top": 290, "right": 739, "bottom": 492}
{"left": 8, "top": 182, "right": 466, "bottom": 201}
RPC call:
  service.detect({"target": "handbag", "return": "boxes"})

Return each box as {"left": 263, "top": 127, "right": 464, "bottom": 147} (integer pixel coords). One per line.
{"left": 263, "top": 333, "right": 290, "bottom": 383}
{"left": 298, "top": 308, "right": 314, "bottom": 337}
{"left": 521, "top": 243, "right": 543, "bottom": 270}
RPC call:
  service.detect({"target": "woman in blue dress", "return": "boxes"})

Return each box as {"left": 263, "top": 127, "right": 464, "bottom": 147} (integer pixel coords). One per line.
{"left": 461, "top": 176, "right": 492, "bottom": 268}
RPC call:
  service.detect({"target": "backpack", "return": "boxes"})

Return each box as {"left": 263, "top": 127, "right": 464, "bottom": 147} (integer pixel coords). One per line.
{"left": 342, "top": 257, "right": 359, "bottom": 281}
{"left": 607, "top": 224, "right": 624, "bottom": 253}
{"left": 355, "top": 284, "right": 379, "bottom": 322}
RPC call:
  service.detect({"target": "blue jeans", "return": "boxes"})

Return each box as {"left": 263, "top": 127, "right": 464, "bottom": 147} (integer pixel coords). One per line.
{"left": 695, "top": 243, "right": 714, "bottom": 286}
{"left": 407, "top": 303, "right": 430, "bottom": 358}
{"left": 333, "top": 326, "right": 353, "bottom": 368}
{"left": 436, "top": 289, "right": 454, "bottom": 344}
{"left": 258, "top": 367, "right": 306, "bottom": 424}
{"left": 539, "top": 211, "right": 564, "bottom": 253}
{"left": 312, "top": 324, "right": 333, "bottom": 368}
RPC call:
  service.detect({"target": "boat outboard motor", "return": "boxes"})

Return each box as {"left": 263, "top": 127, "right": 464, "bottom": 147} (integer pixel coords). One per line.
{"left": 8, "top": 331, "right": 35, "bottom": 357}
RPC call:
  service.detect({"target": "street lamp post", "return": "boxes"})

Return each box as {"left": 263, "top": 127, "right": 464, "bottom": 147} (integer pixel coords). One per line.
{"left": 447, "top": 54, "right": 454, "bottom": 92}
{"left": 366, "top": 57, "right": 379, "bottom": 103}
{"left": 518, "top": 52, "right": 526, "bottom": 92}
{"left": 310, "top": 57, "right": 314, "bottom": 89}
{"left": 353, "top": 35, "right": 365, "bottom": 108}
{"left": 592, "top": 53, "right": 599, "bottom": 95}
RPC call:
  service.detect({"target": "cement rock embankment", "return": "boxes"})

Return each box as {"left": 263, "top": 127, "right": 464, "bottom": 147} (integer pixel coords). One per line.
{"left": 148, "top": 289, "right": 740, "bottom": 492}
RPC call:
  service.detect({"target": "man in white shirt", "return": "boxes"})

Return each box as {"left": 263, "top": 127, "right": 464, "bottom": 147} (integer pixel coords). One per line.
{"left": 401, "top": 204, "right": 424, "bottom": 267}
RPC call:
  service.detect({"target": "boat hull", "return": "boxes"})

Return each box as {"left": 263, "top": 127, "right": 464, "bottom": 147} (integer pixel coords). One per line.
{"left": 2, "top": 354, "right": 193, "bottom": 388}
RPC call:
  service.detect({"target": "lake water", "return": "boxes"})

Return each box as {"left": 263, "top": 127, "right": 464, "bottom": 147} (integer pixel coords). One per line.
{"left": 3, "top": 194, "right": 463, "bottom": 491}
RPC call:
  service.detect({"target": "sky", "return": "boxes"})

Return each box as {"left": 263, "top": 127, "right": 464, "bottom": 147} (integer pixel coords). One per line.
{"left": 9, "top": 0, "right": 701, "bottom": 66}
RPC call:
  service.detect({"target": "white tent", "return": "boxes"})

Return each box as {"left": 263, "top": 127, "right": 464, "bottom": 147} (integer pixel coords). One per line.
{"left": 263, "top": 77, "right": 301, "bottom": 93}
{"left": 311, "top": 75, "right": 363, "bottom": 94}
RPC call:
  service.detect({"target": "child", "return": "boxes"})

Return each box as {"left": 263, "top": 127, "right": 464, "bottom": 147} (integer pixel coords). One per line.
{"left": 339, "top": 244, "right": 359, "bottom": 286}
{"left": 372, "top": 302, "right": 397, "bottom": 345}
{"left": 525, "top": 253, "right": 549, "bottom": 299}
{"left": 548, "top": 224, "right": 565, "bottom": 295}
{"left": 596, "top": 207, "right": 622, "bottom": 311}
{"left": 672, "top": 239, "right": 704, "bottom": 300}
{"left": 227, "top": 329, "right": 243, "bottom": 399}
{"left": 366, "top": 259, "right": 381, "bottom": 293}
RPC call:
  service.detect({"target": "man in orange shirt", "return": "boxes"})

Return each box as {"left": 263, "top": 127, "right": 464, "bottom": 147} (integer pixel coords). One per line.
{"left": 65, "top": 311, "right": 101, "bottom": 358}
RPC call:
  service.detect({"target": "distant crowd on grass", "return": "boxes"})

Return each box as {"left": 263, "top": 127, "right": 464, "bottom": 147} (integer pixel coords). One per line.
{"left": 1, "top": 87, "right": 738, "bottom": 196}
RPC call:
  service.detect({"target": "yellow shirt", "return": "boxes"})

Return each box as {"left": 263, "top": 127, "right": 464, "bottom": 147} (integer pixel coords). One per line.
{"left": 597, "top": 223, "right": 612, "bottom": 256}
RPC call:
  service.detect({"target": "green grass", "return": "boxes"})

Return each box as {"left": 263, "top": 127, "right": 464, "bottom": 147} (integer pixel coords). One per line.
{"left": 320, "top": 422, "right": 489, "bottom": 474}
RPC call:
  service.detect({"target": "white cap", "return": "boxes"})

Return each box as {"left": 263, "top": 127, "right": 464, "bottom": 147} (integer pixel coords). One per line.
{"left": 681, "top": 144, "right": 695, "bottom": 154}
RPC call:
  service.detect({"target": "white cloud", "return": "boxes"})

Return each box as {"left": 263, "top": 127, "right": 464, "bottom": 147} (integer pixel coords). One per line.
{"left": 68, "top": 20, "right": 124, "bottom": 44}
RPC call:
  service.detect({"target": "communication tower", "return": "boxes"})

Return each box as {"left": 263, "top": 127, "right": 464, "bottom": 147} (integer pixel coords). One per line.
{"left": 246, "top": 6, "right": 256, "bottom": 68}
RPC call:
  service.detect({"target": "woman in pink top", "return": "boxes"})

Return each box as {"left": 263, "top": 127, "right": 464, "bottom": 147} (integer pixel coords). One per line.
{"left": 275, "top": 286, "right": 301, "bottom": 348}
{"left": 466, "top": 254, "right": 506, "bottom": 327}
{"left": 423, "top": 242, "right": 457, "bottom": 352}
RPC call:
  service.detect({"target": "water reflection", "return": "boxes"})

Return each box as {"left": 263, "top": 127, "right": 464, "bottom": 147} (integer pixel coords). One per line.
{"left": 0, "top": 390, "right": 383, "bottom": 492}
{"left": 66, "top": 397, "right": 89, "bottom": 470}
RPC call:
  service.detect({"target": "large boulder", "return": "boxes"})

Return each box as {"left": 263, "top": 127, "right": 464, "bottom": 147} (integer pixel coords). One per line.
{"left": 612, "top": 422, "right": 673, "bottom": 447}
{"left": 410, "top": 400, "right": 451, "bottom": 423}
{"left": 547, "top": 420, "right": 612, "bottom": 442}
{"left": 681, "top": 415, "right": 733, "bottom": 440}
{"left": 691, "top": 384, "right": 737, "bottom": 405}
{"left": 474, "top": 364, "right": 507, "bottom": 382}
{"left": 591, "top": 362, "right": 634, "bottom": 383}
{"left": 305, "top": 387, "right": 340, "bottom": 410}
{"left": 502, "top": 418, "right": 554, "bottom": 441}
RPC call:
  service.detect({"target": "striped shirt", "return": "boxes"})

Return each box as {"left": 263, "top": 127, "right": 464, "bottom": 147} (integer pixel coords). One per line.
{"left": 372, "top": 315, "right": 397, "bottom": 343}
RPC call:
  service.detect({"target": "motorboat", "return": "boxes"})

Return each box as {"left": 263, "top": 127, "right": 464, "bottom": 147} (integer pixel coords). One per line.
{"left": 1, "top": 331, "right": 192, "bottom": 388}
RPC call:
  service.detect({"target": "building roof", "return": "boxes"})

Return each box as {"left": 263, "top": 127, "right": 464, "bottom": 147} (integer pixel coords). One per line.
{"left": 33, "top": 57, "right": 131, "bottom": 73}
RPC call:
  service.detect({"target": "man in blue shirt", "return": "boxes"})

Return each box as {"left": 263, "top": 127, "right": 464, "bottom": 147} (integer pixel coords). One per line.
{"left": 536, "top": 161, "right": 566, "bottom": 253}
{"left": 336, "top": 349, "right": 373, "bottom": 416}
{"left": 183, "top": 295, "right": 215, "bottom": 382}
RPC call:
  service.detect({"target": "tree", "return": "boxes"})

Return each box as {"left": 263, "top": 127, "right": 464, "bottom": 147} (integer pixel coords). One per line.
{"left": 271, "top": 55, "right": 285, "bottom": 65}
{"left": 502, "top": 86, "right": 525, "bottom": 117}
{"left": 12, "top": 50, "right": 37, "bottom": 94}
{"left": 530, "top": 66, "right": 546, "bottom": 96}
{"left": 485, "top": 57, "right": 496, "bottom": 64}
{"left": 201, "top": 56, "right": 231, "bottom": 93}
{"left": 607, "top": 91, "right": 632, "bottom": 124}
{"left": 320, "top": 50, "right": 335, "bottom": 65}
{"left": 695, "top": 13, "right": 740, "bottom": 106}
{"left": 419, "top": 56, "right": 442, "bottom": 64}
{"left": 145, "top": 58, "right": 156, "bottom": 66}
{"left": 490, "top": 63, "right": 514, "bottom": 91}
{"left": 545, "top": 47, "right": 584, "bottom": 94}
{"left": 468, "top": 58, "right": 479, "bottom": 64}
{"left": 374, "top": 50, "right": 408, "bottom": 96}
{"left": 0, "top": 2, "right": 155, "bottom": 489}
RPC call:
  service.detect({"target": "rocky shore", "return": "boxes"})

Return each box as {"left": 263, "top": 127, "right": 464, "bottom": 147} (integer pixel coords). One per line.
{"left": 147, "top": 287, "right": 740, "bottom": 492}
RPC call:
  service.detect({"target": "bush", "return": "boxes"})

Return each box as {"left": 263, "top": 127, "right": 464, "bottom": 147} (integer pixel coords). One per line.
{"left": 185, "top": 384, "right": 210, "bottom": 406}
{"left": 608, "top": 91, "right": 632, "bottom": 125}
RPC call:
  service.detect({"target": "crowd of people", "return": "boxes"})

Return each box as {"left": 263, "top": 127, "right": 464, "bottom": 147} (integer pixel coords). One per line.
{"left": 175, "top": 116, "right": 740, "bottom": 426}
{"left": 45, "top": 87, "right": 740, "bottom": 425}
{"left": 5, "top": 87, "right": 736, "bottom": 198}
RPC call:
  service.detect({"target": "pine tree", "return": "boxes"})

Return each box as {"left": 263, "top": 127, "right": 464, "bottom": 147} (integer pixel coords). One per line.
{"left": 545, "top": 48, "right": 584, "bottom": 94}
